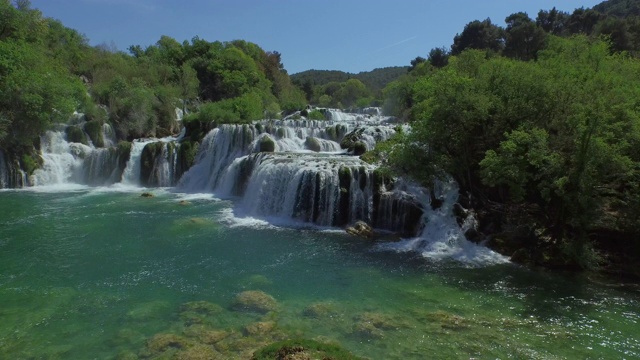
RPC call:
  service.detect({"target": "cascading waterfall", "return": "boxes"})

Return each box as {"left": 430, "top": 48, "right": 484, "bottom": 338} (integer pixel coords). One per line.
{"left": 0, "top": 149, "right": 9, "bottom": 189}
{"left": 31, "top": 131, "right": 90, "bottom": 186}
{"left": 121, "top": 140, "right": 155, "bottom": 186}
{"left": 376, "top": 179, "right": 509, "bottom": 264}
{"left": 11, "top": 107, "right": 503, "bottom": 263}
{"left": 82, "top": 147, "right": 126, "bottom": 186}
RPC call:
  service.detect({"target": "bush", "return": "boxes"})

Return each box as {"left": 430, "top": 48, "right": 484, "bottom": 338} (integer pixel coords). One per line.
{"left": 84, "top": 120, "right": 105, "bottom": 147}
{"left": 65, "top": 126, "right": 88, "bottom": 145}
{"left": 307, "top": 109, "right": 326, "bottom": 120}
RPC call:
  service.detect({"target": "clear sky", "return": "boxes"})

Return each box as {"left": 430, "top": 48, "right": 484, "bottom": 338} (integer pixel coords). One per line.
{"left": 30, "top": 0, "right": 603, "bottom": 74}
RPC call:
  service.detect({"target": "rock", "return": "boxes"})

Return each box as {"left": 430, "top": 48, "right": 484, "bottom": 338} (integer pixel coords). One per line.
{"left": 179, "top": 200, "right": 191, "bottom": 206}
{"left": 140, "top": 192, "right": 154, "bottom": 198}
{"left": 175, "top": 344, "right": 223, "bottom": 360}
{"left": 259, "top": 136, "right": 276, "bottom": 153}
{"left": 231, "top": 290, "right": 278, "bottom": 314}
{"left": 183, "top": 325, "right": 230, "bottom": 345}
{"left": 180, "top": 301, "right": 224, "bottom": 315}
{"left": 352, "top": 322, "right": 384, "bottom": 339}
{"left": 145, "top": 333, "right": 191, "bottom": 354}
{"left": 355, "top": 312, "right": 408, "bottom": 330}
{"left": 304, "top": 137, "right": 322, "bottom": 152}
{"left": 464, "top": 228, "right": 482, "bottom": 243}
{"left": 243, "top": 321, "right": 276, "bottom": 336}
{"left": 179, "top": 301, "right": 223, "bottom": 326}
{"left": 424, "top": 310, "right": 469, "bottom": 330}
{"left": 346, "top": 221, "right": 374, "bottom": 239}
{"left": 352, "top": 141, "right": 367, "bottom": 156}
{"left": 251, "top": 339, "right": 365, "bottom": 360}
{"left": 302, "top": 302, "right": 339, "bottom": 319}
{"left": 510, "top": 248, "right": 531, "bottom": 264}
{"left": 453, "top": 203, "right": 468, "bottom": 226}
{"left": 65, "top": 125, "right": 88, "bottom": 145}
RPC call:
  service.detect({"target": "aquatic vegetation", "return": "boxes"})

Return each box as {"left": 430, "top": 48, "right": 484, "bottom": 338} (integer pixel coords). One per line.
{"left": 232, "top": 291, "right": 279, "bottom": 314}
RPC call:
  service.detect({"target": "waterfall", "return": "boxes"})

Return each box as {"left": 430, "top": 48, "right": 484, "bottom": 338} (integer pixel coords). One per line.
{"left": 140, "top": 142, "right": 180, "bottom": 187}
{"left": 31, "top": 131, "right": 91, "bottom": 186}
{"left": 82, "top": 148, "right": 125, "bottom": 186}
{"left": 217, "top": 153, "right": 373, "bottom": 226}
{"left": 0, "top": 149, "right": 9, "bottom": 189}
{"left": 376, "top": 179, "right": 509, "bottom": 264}
{"left": 121, "top": 139, "right": 155, "bottom": 186}
{"left": 102, "top": 123, "right": 117, "bottom": 148}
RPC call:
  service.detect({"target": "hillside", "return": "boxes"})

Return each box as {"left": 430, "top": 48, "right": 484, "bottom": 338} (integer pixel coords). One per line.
{"left": 291, "top": 66, "right": 408, "bottom": 94}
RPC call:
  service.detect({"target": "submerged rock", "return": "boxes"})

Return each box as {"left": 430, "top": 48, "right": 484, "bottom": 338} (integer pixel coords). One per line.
{"left": 243, "top": 321, "right": 277, "bottom": 337}
{"left": 179, "top": 301, "right": 224, "bottom": 326}
{"left": 183, "top": 325, "right": 230, "bottom": 345}
{"left": 141, "top": 192, "right": 154, "bottom": 198}
{"left": 302, "top": 302, "right": 339, "bottom": 319}
{"left": 142, "top": 333, "right": 192, "bottom": 358}
{"left": 251, "top": 339, "right": 365, "bottom": 360}
{"left": 345, "top": 221, "right": 375, "bottom": 239}
{"left": 180, "top": 301, "right": 224, "bottom": 315}
{"left": 231, "top": 290, "right": 278, "bottom": 314}
{"left": 174, "top": 344, "right": 223, "bottom": 360}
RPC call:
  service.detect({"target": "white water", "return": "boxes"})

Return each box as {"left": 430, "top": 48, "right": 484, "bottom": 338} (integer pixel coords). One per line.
{"left": 32, "top": 131, "right": 91, "bottom": 186}
{"left": 121, "top": 139, "right": 154, "bottom": 186}
{"left": 20, "top": 108, "right": 505, "bottom": 264}
{"left": 376, "top": 179, "right": 509, "bottom": 265}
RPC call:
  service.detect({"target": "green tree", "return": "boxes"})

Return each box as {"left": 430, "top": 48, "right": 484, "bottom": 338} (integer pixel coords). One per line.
{"left": 451, "top": 18, "right": 505, "bottom": 55}
{"left": 504, "top": 12, "right": 547, "bottom": 60}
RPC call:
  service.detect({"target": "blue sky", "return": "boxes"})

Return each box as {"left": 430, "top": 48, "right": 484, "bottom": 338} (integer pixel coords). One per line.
{"left": 30, "top": 0, "right": 603, "bottom": 74}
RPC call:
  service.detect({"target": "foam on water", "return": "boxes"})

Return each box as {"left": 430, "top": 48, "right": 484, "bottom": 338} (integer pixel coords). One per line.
{"left": 376, "top": 179, "right": 509, "bottom": 265}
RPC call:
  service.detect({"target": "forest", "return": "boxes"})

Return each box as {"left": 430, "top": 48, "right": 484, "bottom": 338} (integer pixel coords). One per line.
{"left": 376, "top": 0, "right": 640, "bottom": 276}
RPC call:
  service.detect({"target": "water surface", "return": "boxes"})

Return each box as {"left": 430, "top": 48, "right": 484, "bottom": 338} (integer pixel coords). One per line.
{"left": 0, "top": 189, "right": 638, "bottom": 359}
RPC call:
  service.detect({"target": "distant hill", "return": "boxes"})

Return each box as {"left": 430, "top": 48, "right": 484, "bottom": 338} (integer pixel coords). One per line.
{"left": 291, "top": 66, "right": 408, "bottom": 93}
{"left": 593, "top": 0, "right": 640, "bottom": 17}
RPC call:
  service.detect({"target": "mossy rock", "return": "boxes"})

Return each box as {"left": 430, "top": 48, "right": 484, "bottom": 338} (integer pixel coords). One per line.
{"left": 183, "top": 325, "right": 230, "bottom": 345}
{"left": 65, "top": 126, "right": 88, "bottom": 145}
{"left": 231, "top": 290, "right": 278, "bottom": 314}
{"left": 259, "top": 136, "right": 276, "bottom": 153}
{"left": 354, "top": 312, "right": 408, "bottom": 330}
{"left": 84, "top": 119, "right": 105, "bottom": 147}
{"left": 116, "top": 141, "right": 133, "bottom": 169}
{"left": 352, "top": 141, "right": 367, "bottom": 156}
{"left": 141, "top": 333, "right": 193, "bottom": 358}
{"left": 424, "top": 310, "right": 470, "bottom": 331}
{"left": 243, "top": 321, "right": 277, "bottom": 337}
{"left": 140, "top": 142, "right": 165, "bottom": 186}
{"left": 20, "top": 153, "right": 42, "bottom": 175}
{"left": 180, "top": 301, "right": 224, "bottom": 315}
{"left": 352, "top": 321, "right": 384, "bottom": 339}
{"left": 174, "top": 344, "right": 223, "bottom": 360}
{"left": 251, "top": 339, "right": 364, "bottom": 360}
{"left": 304, "top": 137, "right": 322, "bottom": 152}
{"left": 302, "top": 302, "right": 339, "bottom": 319}
{"left": 179, "top": 301, "right": 223, "bottom": 326}
{"left": 177, "top": 140, "right": 199, "bottom": 176}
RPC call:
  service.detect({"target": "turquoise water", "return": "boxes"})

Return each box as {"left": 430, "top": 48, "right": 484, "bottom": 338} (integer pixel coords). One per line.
{"left": 0, "top": 189, "right": 638, "bottom": 359}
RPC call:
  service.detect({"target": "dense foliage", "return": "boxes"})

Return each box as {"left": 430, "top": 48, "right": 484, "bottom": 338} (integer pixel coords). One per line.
{"left": 0, "top": 0, "right": 305, "bottom": 160}
{"left": 380, "top": 1, "right": 640, "bottom": 273}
